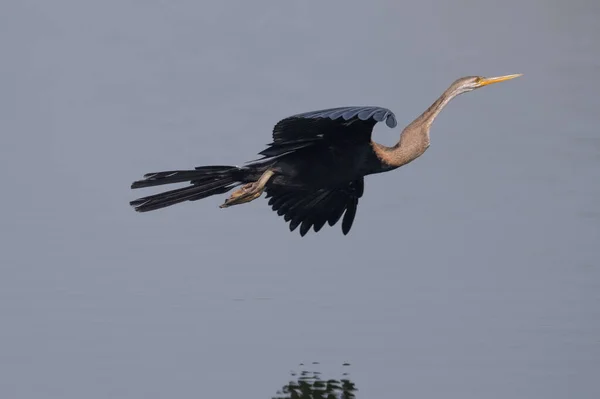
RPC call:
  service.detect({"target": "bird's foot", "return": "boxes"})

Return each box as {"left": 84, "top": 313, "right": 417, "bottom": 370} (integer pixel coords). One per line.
{"left": 219, "top": 169, "right": 274, "bottom": 208}
{"left": 219, "top": 182, "right": 263, "bottom": 208}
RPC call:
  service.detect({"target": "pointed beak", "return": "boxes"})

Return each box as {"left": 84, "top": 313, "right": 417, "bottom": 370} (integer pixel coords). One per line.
{"left": 477, "top": 73, "right": 523, "bottom": 88}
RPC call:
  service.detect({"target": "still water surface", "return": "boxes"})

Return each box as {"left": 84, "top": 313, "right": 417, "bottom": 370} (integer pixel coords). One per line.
{"left": 1, "top": 0, "right": 599, "bottom": 398}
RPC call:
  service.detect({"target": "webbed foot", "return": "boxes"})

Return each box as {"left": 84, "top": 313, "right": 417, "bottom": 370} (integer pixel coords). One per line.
{"left": 219, "top": 169, "right": 275, "bottom": 208}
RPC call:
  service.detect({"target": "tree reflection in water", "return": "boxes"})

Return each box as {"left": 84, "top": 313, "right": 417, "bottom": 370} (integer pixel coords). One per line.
{"left": 272, "top": 362, "right": 356, "bottom": 399}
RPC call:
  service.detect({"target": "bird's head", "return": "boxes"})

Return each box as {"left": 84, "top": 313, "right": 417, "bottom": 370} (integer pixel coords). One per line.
{"left": 449, "top": 74, "right": 523, "bottom": 96}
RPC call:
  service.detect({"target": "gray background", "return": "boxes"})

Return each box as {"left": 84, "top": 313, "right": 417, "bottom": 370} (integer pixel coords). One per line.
{"left": 2, "top": 0, "right": 599, "bottom": 398}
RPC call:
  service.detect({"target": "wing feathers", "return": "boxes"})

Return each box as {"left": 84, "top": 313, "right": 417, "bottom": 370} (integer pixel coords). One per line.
{"left": 291, "top": 106, "right": 397, "bottom": 128}
{"left": 266, "top": 178, "right": 364, "bottom": 236}
{"left": 256, "top": 106, "right": 397, "bottom": 160}
{"left": 342, "top": 197, "right": 358, "bottom": 235}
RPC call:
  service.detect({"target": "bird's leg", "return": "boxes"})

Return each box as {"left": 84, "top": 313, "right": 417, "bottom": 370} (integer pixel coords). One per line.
{"left": 219, "top": 169, "right": 275, "bottom": 208}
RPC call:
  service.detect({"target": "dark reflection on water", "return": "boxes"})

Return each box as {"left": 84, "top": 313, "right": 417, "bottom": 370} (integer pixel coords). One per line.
{"left": 272, "top": 363, "right": 356, "bottom": 399}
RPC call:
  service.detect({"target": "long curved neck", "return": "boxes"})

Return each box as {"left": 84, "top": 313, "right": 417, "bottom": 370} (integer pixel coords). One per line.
{"left": 373, "top": 85, "right": 461, "bottom": 169}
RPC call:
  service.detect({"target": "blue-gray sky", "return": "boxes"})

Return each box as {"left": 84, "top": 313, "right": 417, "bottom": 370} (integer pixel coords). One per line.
{"left": 2, "top": 1, "right": 599, "bottom": 398}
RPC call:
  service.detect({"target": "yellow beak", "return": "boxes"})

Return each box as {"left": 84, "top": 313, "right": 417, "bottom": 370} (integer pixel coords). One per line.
{"left": 477, "top": 73, "right": 523, "bottom": 87}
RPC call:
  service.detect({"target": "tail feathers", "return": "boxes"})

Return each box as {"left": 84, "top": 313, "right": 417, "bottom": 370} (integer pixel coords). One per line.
{"left": 130, "top": 177, "right": 239, "bottom": 212}
{"left": 130, "top": 165, "right": 242, "bottom": 212}
{"left": 131, "top": 165, "right": 238, "bottom": 189}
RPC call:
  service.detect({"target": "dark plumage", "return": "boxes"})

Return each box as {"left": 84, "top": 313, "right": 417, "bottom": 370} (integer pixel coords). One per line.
{"left": 131, "top": 106, "right": 392, "bottom": 235}
{"left": 130, "top": 74, "right": 521, "bottom": 236}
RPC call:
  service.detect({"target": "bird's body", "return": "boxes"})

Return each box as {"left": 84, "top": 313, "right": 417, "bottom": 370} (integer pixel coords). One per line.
{"left": 130, "top": 74, "right": 521, "bottom": 236}
{"left": 258, "top": 141, "right": 382, "bottom": 188}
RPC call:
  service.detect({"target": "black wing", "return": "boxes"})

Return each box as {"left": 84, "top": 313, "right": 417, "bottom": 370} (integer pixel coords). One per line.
{"left": 258, "top": 106, "right": 397, "bottom": 158}
{"left": 265, "top": 178, "right": 364, "bottom": 236}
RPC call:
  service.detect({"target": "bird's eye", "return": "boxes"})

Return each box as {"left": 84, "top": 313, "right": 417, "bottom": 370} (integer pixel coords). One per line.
{"left": 471, "top": 77, "right": 484, "bottom": 87}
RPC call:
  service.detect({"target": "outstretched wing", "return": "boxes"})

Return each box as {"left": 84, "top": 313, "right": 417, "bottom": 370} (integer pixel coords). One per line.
{"left": 258, "top": 106, "right": 397, "bottom": 158}
{"left": 265, "top": 178, "right": 365, "bottom": 236}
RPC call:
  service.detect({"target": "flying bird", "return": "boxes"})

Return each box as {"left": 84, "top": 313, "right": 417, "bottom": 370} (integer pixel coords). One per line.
{"left": 130, "top": 74, "right": 522, "bottom": 236}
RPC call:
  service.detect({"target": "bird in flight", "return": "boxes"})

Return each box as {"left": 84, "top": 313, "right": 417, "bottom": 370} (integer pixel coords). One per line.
{"left": 130, "top": 74, "right": 522, "bottom": 236}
